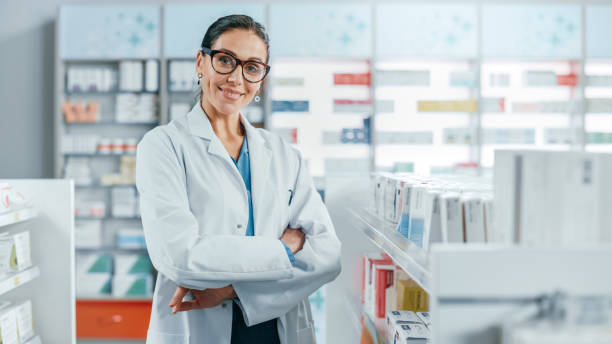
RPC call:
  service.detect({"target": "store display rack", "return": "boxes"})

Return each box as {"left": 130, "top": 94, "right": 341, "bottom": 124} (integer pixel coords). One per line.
{"left": 0, "top": 266, "right": 40, "bottom": 297}
{"left": 0, "top": 208, "right": 38, "bottom": 228}
{"left": 349, "top": 208, "right": 430, "bottom": 293}
{"left": 349, "top": 205, "right": 612, "bottom": 344}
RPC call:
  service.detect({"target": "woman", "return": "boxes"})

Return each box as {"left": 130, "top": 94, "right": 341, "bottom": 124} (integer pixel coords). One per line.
{"left": 136, "top": 14, "right": 342, "bottom": 344}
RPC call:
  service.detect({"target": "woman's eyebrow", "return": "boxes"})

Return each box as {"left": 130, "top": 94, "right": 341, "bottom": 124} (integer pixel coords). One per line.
{"left": 219, "top": 48, "right": 264, "bottom": 62}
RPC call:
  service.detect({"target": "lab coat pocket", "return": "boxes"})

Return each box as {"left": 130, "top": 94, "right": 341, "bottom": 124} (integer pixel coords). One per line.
{"left": 296, "top": 326, "right": 316, "bottom": 344}
{"left": 146, "top": 331, "right": 188, "bottom": 344}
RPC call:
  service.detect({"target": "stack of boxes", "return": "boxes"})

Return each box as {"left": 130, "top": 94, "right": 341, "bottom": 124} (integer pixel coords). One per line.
{"left": 0, "top": 300, "right": 37, "bottom": 344}
{"left": 361, "top": 253, "right": 430, "bottom": 342}
{"left": 76, "top": 253, "right": 153, "bottom": 299}
{"left": 371, "top": 173, "right": 494, "bottom": 248}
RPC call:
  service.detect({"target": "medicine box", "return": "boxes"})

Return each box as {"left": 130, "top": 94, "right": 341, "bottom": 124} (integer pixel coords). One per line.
{"left": 112, "top": 274, "right": 153, "bottom": 298}
{"left": 76, "top": 272, "right": 112, "bottom": 298}
{"left": 15, "top": 300, "right": 34, "bottom": 342}
{"left": 0, "top": 231, "right": 32, "bottom": 274}
{"left": 114, "top": 254, "right": 153, "bottom": 275}
{"left": 0, "top": 306, "right": 19, "bottom": 344}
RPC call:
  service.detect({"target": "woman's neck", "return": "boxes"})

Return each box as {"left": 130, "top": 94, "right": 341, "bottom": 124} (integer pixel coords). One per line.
{"left": 201, "top": 97, "right": 243, "bottom": 140}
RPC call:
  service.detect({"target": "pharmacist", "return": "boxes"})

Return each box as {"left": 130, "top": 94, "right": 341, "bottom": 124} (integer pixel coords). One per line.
{"left": 136, "top": 14, "right": 342, "bottom": 344}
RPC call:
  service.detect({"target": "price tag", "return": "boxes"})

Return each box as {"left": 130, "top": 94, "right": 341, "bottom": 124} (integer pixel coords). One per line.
{"left": 13, "top": 212, "right": 20, "bottom": 222}
{"left": 13, "top": 276, "right": 20, "bottom": 286}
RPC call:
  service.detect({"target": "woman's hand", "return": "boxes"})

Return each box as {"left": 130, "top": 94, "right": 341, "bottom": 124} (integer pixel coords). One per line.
{"left": 280, "top": 227, "right": 305, "bottom": 254}
{"left": 169, "top": 285, "right": 237, "bottom": 314}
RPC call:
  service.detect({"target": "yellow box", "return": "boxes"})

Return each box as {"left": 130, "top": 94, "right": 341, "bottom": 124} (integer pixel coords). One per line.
{"left": 417, "top": 100, "right": 478, "bottom": 113}
{"left": 396, "top": 279, "right": 428, "bottom": 312}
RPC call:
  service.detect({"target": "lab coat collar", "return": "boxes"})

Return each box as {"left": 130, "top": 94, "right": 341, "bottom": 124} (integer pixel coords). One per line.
{"left": 186, "top": 103, "right": 268, "bottom": 150}
{"left": 186, "top": 103, "right": 273, "bottom": 237}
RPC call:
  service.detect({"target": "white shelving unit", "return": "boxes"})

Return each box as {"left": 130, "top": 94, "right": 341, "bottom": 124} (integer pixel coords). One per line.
{"left": 0, "top": 179, "right": 76, "bottom": 344}
{"left": 0, "top": 208, "right": 38, "bottom": 228}
{"left": 349, "top": 205, "right": 612, "bottom": 344}
{"left": 350, "top": 209, "right": 429, "bottom": 293}
{"left": 0, "top": 266, "right": 41, "bottom": 297}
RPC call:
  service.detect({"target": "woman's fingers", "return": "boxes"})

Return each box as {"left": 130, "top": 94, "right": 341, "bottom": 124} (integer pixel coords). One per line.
{"left": 169, "top": 286, "right": 189, "bottom": 307}
{"left": 172, "top": 300, "right": 198, "bottom": 314}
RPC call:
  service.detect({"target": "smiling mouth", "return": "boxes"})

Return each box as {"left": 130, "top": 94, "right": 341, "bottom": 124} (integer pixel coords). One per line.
{"left": 219, "top": 87, "right": 243, "bottom": 100}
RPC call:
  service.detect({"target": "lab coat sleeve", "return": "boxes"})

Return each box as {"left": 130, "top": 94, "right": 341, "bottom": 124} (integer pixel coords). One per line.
{"left": 232, "top": 148, "right": 342, "bottom": 326}
{"left": 136, "top": 129, "right": 293, "bottom": 290}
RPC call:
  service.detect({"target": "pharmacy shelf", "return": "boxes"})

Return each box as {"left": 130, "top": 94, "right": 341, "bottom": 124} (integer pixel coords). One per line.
{"left": 0, "top": 266, "right": 40, "bottom": 297}
{"left": 75, "top": 184, "right": 136, "bottom": 189}
{"left": 65, "top": 120, "right": 158, "bottom": 126}
{"left": 65, "top": 90, "right": 159, "bottom": 95}
{"left": 0, "top": 207, "right": 38, "bottom": 228}
{"left": 63, "top": 153, "right": 136, "bottom": 158}
{"left": 76, "top": 247, "right": 147, "bottom": 253}
{"left": 350, "top": 209, "right": 430, "bottom": 294}
{"left": 77, "top": 296, "right": 152, "bottom": 302}
{"left": 76, "top": 215, "right": 141, "bottom": 220}
{"left": 23, "top": 335, "right": 42, "bottom": 344}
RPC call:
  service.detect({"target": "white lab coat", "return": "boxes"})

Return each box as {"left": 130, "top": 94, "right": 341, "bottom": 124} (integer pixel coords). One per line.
{"left": 135, "top": 104, "right": 342, "bottom": 344}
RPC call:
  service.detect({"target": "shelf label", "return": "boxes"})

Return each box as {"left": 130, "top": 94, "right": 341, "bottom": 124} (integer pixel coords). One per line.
{"left": 333, "top": 99, "right": 372, "bottom": 113}
{"left": 417, "top": 100, "right": 477, "bottom": 113}
{"left": 272, "top": 100, "right": 310, "bottom": 113}
{"left": 13, "top": 276, "right": 20, "bottom": 286}
{"left": 13, "top": 212, "right": 19, "bottom": 222}
{"left": 557, "top": 73, "right": 578, "bottom": 87}
{"left": 333, "top": 73, "right": 371, "bottom": 86}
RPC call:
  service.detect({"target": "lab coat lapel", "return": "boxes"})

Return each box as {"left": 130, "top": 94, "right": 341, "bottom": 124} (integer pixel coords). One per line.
{"left": 241, "top": 115, "right": 273, "bottom": 238}
{"left": 186, "top": 104, "right": 233, "bottom": 161}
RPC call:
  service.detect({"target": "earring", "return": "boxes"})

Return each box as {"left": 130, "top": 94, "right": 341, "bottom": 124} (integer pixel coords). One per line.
{"left": 254, "top": 95, "right": 261, "bottom": 102}
{"left": 197, "top": 73, "right": 203, "bottom": 85}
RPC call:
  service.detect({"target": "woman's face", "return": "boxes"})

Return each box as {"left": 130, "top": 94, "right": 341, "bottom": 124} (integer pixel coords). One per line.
{"left": 196, "top": 29, "right": 268, "bottom": 117}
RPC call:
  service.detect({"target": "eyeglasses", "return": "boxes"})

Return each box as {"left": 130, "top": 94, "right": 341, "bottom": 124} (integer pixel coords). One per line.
{"left": 201, "top": 47, "right": 270, "bottom": 83}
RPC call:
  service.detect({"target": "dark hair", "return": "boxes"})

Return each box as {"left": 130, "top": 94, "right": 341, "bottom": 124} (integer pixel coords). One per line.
{"left": 200, "top": 14, "right": 270, "bottom": 64}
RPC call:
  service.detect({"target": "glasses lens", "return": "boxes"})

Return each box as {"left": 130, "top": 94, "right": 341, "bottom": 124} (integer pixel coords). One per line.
{"left": 243, "top": 62, "right": 266, "bottom": 82}
{"left": 212, "top": 53, "right": 236, "bottom": 73}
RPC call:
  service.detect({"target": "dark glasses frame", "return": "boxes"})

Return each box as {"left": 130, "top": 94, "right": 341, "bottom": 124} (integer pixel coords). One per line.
{"left": 201, "top": 47, "right": 271, "bottom": 83}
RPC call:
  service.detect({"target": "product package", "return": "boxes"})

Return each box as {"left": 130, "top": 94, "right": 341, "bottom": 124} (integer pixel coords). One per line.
{"left": 393, "top": 323, "right": 429, "bottom": 344}
{"left": 386, "top": 310, "right": 422, "bottom": 329}
{"left": 461, "top": 193, "right": 486, "bottom": 243}
{"left": 0, "top": 184, "right": 32, "bottom": 214}
{"left": 0, "top": 231, "right": 32, "bottom": 274}
{"left": 116, "top": 228, "right": 146, "bottom": 249}
{"left": 416, "top": 312, "right": 431, "bottom": 327}
{"left": 396, "top": 279, "right": 428, "bottom": 312}
{"left": 112, "top": 274, "right": 153, "bottom": 298}
{"left": 15, "top": 300, "right": 34, "bottom": 342}
{"left": 0, "top": 306, "right": 19, "bottom": 344}
{"left": 114, "top": 254, "right": 153, "bottom": 275}
{"left": 440, "top": 192, "right": 463, "bottom": 243}
{"left": 407, "top": 185, "right": 427, "bottom": 248}
{"left": 422, "top": 186, "right": 443, "bottom": 249}
{"left": 76, "top": 253, "right": 112, "bottom": 274}
{"left": 76, "top": 272, "right": 112, "bottom": 297}
{"left": 362, "top": 253, "right": 393, "bottom": 318}
{"left": 75, "top": 221, "right": 102, "bottom": 248}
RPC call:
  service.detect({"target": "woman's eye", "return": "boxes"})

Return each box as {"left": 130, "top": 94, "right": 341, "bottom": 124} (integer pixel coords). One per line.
{"left": 219, "top": 56, "right": 233, "bottom": 65}
{"left": 246, "top": 64, "right": 261, "bottom": 73}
